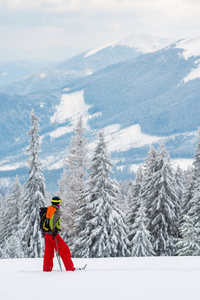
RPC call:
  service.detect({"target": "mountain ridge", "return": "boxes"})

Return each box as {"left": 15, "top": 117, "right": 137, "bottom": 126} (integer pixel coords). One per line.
{"left": 0, "top": 34, "right": 200, "bottom": 192}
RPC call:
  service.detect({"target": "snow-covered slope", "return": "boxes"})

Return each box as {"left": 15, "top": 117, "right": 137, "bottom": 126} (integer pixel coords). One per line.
{"left": 117, "top": 33, "right": 175, "bottom": 53}
{"left": 0, "top": 33, "right": 176, "bottom": 96}
{"left": 176, "top": 36, "right": 200, "bottom": 59}
{"left": 84, "top": 33, "right": 175, "bottom": 57}
{"left": 175, "top": 37, "right": 200, "bottom": 82}
{"left": 0, "top": 256, "right": 200, "bottom": 300}
{"left": 1, "top": 39, "right": 141, "bottom": 95}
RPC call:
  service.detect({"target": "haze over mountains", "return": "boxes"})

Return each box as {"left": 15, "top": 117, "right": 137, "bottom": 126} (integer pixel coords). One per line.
{"left": 0, "top": 33, "right": 200, "bottom": 193}
{"left": 0, "top": 60, "right": 52, "bottom": 87}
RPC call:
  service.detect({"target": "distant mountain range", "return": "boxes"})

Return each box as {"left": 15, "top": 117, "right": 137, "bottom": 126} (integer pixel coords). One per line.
{"left": 0, "top": 33, "right": 200, "bottom": 193}
{"left": 0, "top": 60, "right": 52, "bottom": 87}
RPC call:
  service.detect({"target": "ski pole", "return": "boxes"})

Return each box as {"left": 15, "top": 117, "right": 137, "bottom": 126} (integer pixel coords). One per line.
{"left": 55, "top": 235, "right": 62, "bottom": 272}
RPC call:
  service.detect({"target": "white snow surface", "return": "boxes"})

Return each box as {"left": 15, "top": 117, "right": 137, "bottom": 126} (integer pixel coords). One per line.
{"left": 104, "top": 123, "right": 164, "bottom": 152}
{"left": 0, "top": 161, "right": 26, "bottom": 171}
{"left": 172, "top": 158, "right": 194, "bottom": 170}
{"left": 50, "top": 90, "right": 92, "bottom": 124}
{"left": 126, "top": 158, "right": 193, "bottom": 174}
{"left": 176, "top": 36, "right": 200, "bottom": 60}
{"left": 183, "top": 59, "right": 200, "bottom": 83}
{"left": 117, "top": 33, "right": 175, "bottom": 53}
{"left": 0, "top": 124, "right": 195, "bottom": 172}
{"left": 176, "top": 37, "right": 200, "bottom": 82}
{"left": 0, "top": 256, "right": 200, "bottom": 300}
{"left": 84, "top": 33, "right": 175, "bottom": 58}
{"left": 40, "top": 73, "right": 46, "bottom": 79}
{"left": 84, "top": 42, "right": 113, "bottom": 58}
{"left": 48, "top": 125, "right": 73, "bottom": 139}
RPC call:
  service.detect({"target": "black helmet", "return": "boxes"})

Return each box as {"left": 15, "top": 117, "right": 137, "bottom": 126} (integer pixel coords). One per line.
{"left": 51, "top": 196, "right": 62, "bottom": 205}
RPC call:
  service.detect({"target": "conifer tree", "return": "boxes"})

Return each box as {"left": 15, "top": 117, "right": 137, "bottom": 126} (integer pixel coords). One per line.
{"left": 131, "top": 195, "right": 155, "bottom": 257}
{"left": 0, "top": 194, "right": 4, "bottom": 257}
{"left": 0, "top": 193, "right": 3, "bottom": 206}
{"left": 144, "top": 145, "right": 179, "bottom": 256}
{"left": 187, "top": 129, "right": 200, "bottom": 227}
{"left": 188, "top": 176, "right": 200, "bottom": 226}
{"left": 181, "top": 168, "right": 194, "bottom": 219}
{"left": 72, "top": 189, "right": 91, "bottom": 257}
{"left": 4, "top": 232, "right": 24, "bottom": 259}
{"left": 193, "top": 128, "right": 200, "bottom": 182}
{"left": 177, "top": 131, "right": 200, "bottom": 255}
{"left": 20, "top": 110, "right": 47, "bottom": 258}
{"left": 9, "top": 176, "right": 23, "bottom": 233}
{"left": 175, "top": 166, "right": 185, "bottom": 226}
{"left": 74, "top": 132, "right": 129, "bottom": 258}
{"left": 0, "top": 176, "right": 23, "bottom": 258}
{"left": 58, "top": 116, "right": 89, "bottom": 241}
{"left": 127, "top": 166, "right": 144, "bottom": 243}
{"left": 117, "top": 179, "right": 133, "bottom": 214}
{"left": 175, "top": 166, "right": 185, "bottom": 202}
{"left": 176, "top": 215, "right": 200, "bottom": 256}
{"left": 1, "top": 194, "right": 16, "bottom": 257}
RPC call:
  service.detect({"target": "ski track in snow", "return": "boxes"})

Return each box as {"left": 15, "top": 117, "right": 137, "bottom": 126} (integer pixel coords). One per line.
{"left": 1, "top": 256, "right": 200, "bottom": 300}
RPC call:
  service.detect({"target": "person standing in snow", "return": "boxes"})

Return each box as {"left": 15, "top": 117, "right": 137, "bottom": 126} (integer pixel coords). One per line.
{"left": 43, "top": 196, "right": 75, "bottom": 272}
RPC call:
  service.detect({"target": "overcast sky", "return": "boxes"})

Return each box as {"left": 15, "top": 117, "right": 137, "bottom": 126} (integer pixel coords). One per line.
{"left": 0, "top": 0, "right": 200, "bottom": 63}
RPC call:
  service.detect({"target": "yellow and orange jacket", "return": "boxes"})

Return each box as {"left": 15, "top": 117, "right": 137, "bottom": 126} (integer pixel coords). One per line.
{"left": 45, "top": 205, "right": 61, "bottom": 234}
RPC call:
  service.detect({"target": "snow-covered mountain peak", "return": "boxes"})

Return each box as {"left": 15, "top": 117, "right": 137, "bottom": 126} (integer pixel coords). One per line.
{"left": 84, "top": 33, "right": 175, "bottom": 58}
{"left": 116, "top": 33, "right": 175, "bottom": 53}
{"left": 84, "top": 42, "right": 114, "bottom": 58}
{"left": 175, "top": 36, "right": 200, "bottom": 59}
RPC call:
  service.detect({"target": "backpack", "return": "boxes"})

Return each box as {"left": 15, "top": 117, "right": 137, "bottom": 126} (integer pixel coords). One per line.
{"left": 39, "top": 207, "right": 50, "bottom": 234}
{"left": 39, "top": 206, "right": 57, "bottom": 234}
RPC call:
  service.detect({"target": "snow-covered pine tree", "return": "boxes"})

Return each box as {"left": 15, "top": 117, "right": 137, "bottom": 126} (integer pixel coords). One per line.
{"left": 176, "top": 215, "right": 200, "bottom": 256}
{"left": 144, "top": 145, "right": 179, "bottom": 256}
{"left": 58, "top": 116, "right": 89, "bottom": 242}
{"left": 130, "top": 194, "right": 155, "bottom": 257}
{"left": 187, "top": 129, "right": 200, "bottom": 224}
{"left": 0, "top": 193, "right": 11, "bottom": 250}
{"left": 8, "top": 176, "right": 23, "bottom": 234}
{"left": 175, "top": 166, "right": 185, "bottom": 202}
{"left": 72, "top": 188, "right": 91, "bottom": 257}
{"left": 0, "top": 193, "right": 3, "bottom": 205}
{"left": 176, "top": 131, "right": 200, "bottom": 255}
{"left": 20, "top": 110, "right": 47, "bottom": 258}
{"left": 0, "top": 194, "right": 4, "bottom": 257}
{"left": 181, "top": 167, "right": 194, "bottom": 219}
{"left": 188, "top": 176, "right": 200, "bottom": 226}
{"left": 4, "top": 232, "right": 24, "bottom": 259}
{"left": 193, "top": 128, "right": 200, "bottom": 182}
{"left": 127, "top": 166, "right": 144, "bottom": 243}
{"left": 175, "top": 166, "right": 185, "bottom": 226}
{"left": 0, "top": 176, "right": 24, "bottom": 258}
{"left": 179, "top": 128, "right": 200, "bottom": 255}
{"left": 74, "top": 132, "right": 129, "bottom": 258}
{"left": 117, "top": 179, "right": 133, "bottom": 214}
{"left": 141, "top": 145, "right": 160, "bottom": 217}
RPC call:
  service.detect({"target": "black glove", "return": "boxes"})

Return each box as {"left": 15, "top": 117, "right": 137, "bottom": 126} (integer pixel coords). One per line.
{"left": 52, "top": 228, "right": 58, "bottom": 237}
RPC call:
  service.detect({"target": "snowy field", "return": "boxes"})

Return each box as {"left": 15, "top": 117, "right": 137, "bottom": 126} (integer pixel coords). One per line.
{"left": 0, "top": 256, "right": 200, "bottom": 300}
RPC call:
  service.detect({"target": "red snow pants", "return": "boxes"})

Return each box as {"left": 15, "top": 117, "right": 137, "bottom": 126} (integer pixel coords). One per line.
{"left": 43, "top": 233, "right": 75, "bottom": 272}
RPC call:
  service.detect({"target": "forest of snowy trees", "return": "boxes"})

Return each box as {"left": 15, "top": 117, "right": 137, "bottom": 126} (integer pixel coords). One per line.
{"left": 0, "top": 110, "right": 200, "bottom": 259}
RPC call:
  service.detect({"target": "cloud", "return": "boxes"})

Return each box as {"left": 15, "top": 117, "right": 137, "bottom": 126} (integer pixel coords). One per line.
{"left": 0, "top": 0, "right": 199, "bottom": 15}
{"left": 0, "top": 0, "right": 200, "bottom": 61}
